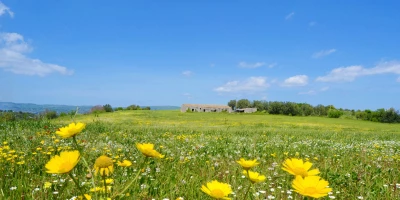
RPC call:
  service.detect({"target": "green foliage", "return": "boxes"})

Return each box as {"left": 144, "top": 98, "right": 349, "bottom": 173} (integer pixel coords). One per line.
{"left": 2, "top": 111, "right": 400, "bottom": 199}
{"left": 227, "top": 100, "right": 237, "bottom": 110}
{"left": 115, "top": 107, "right": 124, "bottom": 111}
{"left": 328, "top": 109, "right": 344, "bottom": 118}
{"left": 142, "top": 106, "right": 151, "bottom": 110}
{"left": 237, "top": 99, "right": 251, "bottom": 109}
{"left": 90, "top": 105, "right": 105, "bottom": 114}
{"left": 126, "top": 104, "right": 142, "bottom": 110}
{"left": 103, "top": 104, "right": 113, "bottom": 112}
{"left": 43, "top": 110, "right": 58, "bottom": 119}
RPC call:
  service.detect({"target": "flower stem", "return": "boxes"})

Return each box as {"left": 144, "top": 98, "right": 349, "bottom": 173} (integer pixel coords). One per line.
{"left": 112, "top": 169, "right": 141, "bottom": 198}
{"left": 72, "top": 136, "right": 96, "bottom": 189}
{"left": 68, "top": 172, "right": 87, "bottom": 200}
{"left": 103, "top": 175, "right": 108, "bottom": 199}
{"left": 243, "top": 169, "right": 253, "bottom": 199}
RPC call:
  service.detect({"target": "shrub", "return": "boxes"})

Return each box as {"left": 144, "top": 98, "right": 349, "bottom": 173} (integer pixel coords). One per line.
{"left": 90, "top": 105, "right": 105, "bottom": 114}
{"left": 328, "top": 109, "right": 344, "bottom": 118}
{"left": 103, "top": 104, "right": 113, "bottom": 112}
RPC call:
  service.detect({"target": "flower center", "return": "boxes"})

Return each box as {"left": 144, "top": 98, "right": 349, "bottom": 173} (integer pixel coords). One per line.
{"left": 294, "top": 167, "right": 308, "bottom": 177}
{"left": 304, "top": 187, "right": 317, "bottom": 195}
{"left": 95, "top": 156, "right": 113, "bottom": 168}
{"left": 211, "top": 189, "right": 225, "bottom": 198}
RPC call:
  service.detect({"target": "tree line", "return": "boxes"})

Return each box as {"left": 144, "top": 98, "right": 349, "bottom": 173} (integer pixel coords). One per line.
{"left": 0, "top": 104, "right": 151, "bottom": 121}
{"left": 227, "top": 99, "right": 400, "bottom": 123}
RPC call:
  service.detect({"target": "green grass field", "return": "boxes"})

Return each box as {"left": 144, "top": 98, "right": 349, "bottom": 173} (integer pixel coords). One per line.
{"left": 1, "top": 110, "right": 400, "bottom": 199}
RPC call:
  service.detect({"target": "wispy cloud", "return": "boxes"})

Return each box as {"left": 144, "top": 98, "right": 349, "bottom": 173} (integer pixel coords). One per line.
{"left": 0, "top": 32, "right": 73, "bottom": 76}
{"left": 183, "top": 93, "right": 192, "bottom": 99}
{"left": 320, "top": 86, "right": 329, "bottom": 91}
{"left": 282, "top": 75, "right": 308, "bottom": 87}
{"left": 309, "top": 21, "right": 317, "bottom": 27}
{"left": 238, "top": 61, "right": 265, "bottom": 69}
{"left": 0, "top": 3, "right": 71, "bottom": 76}
{"left": 0, "top": 2, "right": 13, "bottom": 18}
{"left": 299, "top": 90, "right": 316, "bottom": 95}
{"left": 182, "top": 70, "right": 193, "bottom": 77}
{"left": 214, "top": 77, "right": 269, "bottom": 93}
{"left": 268, "top": 62, "right": 277, "bottom": 68}
{"left": 285, "top": 12, "right": 295, "bottom": 20}
{"left": 312, "top": 49, "right": 336, "bottom": 58}
{"left": 316, "top": 61, "right": 400, "bottom": 82}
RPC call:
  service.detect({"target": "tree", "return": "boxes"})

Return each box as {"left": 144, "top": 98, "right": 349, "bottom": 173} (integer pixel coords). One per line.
{"left": 268, "top": 101, "right": 283, "bottom": 114}
{"left": 252, "top": 100, "right": 266, "bottom": 112}
{"left": 300, "top": 103, "right": 314, "bottom": 116}
{"left": 103, "top": 104, "right": 113, "bottom": 112}
{"left": 237, "top": 99, "right": 251, "bottom": 109}
{"left": 228, "top": 100, "right": 237, "bottom": 110}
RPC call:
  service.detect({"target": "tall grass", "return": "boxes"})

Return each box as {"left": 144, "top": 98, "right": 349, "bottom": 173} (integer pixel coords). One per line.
{"left": 1, "top": 110, "right": 400, "bottom": 199}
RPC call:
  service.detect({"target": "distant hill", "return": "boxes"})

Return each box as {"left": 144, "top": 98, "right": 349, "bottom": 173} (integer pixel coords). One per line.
{"left": 0, "top": 102, "right": 180, "bottom": 114}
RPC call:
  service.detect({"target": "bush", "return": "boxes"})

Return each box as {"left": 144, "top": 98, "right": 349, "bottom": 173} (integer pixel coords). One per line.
{"left": 115, "top": 107, "right": 124, "bottom": 111}
{"left": 90, "top": 105, "right": 105, "bottom": 114}
{"left": 328, "top": 109, "right": 344, "bottom": 118}
{"left": 103, "top": 104, "right": 113, "bottom": 112}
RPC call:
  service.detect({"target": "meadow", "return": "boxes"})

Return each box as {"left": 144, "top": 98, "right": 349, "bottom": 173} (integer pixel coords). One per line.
{"left": 1, "top": 110, "right": 400, "bottom": 199}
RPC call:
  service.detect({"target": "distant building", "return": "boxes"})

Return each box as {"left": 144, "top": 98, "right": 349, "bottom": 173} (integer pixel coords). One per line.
{"left": 181, "top": 104, "right": 232, "bottom": 113}
{"left": 235, "top": 108, "right": 257, "bottom": 113}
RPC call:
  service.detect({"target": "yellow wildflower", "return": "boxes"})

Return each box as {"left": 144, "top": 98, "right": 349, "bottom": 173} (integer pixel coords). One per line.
{"left": 136, "top": 143, "right": 164, "bottom": 158}
{"left": 201, "top": 180, "right": 232, "bottom": 199}
{"left": 117, "top": 160, "right": 132, "bottom": 167}
{"left": 56, "top": 122, "right": 86, "bottom": 138}
{"left": 242, "top": 170, "right": 266, "bottom": 183}
{"left": 45, "top": 151, "right": 80, "bottom": 174}
{"left": 282, "top": 158, "right": 320, "bottom": 178}
{"left": 292, "top": 176, "right": 332, "bottom": 198}
{"left": 44, "top": 182, "right": 52, "bottom": 189}
{"left": 236, "top": 158, "right": 259, "bottom": 170}
{"left": 94, "top": 155, "right": 114, "bottom": 176}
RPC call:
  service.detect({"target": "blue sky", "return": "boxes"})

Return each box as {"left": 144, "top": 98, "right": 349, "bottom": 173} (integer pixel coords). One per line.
{"left": 0, "top": 1, "right": 399, "bottom": 110}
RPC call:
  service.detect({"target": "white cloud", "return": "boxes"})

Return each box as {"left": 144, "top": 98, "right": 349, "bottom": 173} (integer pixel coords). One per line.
{"left": 312, "top": 49, "right": 336, "bottom": 58}
{"left": 214, "top": 76, "right": 269, "bottom": 93}
{"left": 320, "top": 86, "right": 329, "bottom": 91}
{"left": 238, "top": 61, "right": 265, "bottom": 69}
{"left": 282, "top": 75, "right": 308, "bottom": 87}
{"left": 299, "top": 90, "right": 316, "bottom": 95}
{"left": 183, "top": 93, "right": 192, "bottom": 99}
{"left": 309, "top": 21, "right": 317, "bottom": 27}
{"left": 285, "top": 12, "right": 295, "bottom": 20}
{"left": 268, "top": 62, "right": 277, "bottom": 68}
{"left": 0, "top": 32, "right": 73, "bottom": 76}
{"left": 0, "top": 2, "right": 13, "bottom": 18}
{"left": 316, "top": 61, "right": 400, "bottom": 82}
{"left": 182, "top": 70, "right": 193, "bottom": 77}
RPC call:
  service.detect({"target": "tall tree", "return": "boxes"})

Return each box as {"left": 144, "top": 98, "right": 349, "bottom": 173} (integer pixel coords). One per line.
{"left": 237, "top": 99, "right": 251, "bottom": 109}
{"left": 228, "top": 100, "right": 237, "bottom": 110}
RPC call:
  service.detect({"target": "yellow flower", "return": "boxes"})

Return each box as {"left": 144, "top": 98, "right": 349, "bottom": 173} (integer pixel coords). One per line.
{"left": 201, "top": 180, "right": 232, "bottom": 200}
{"left": 117, "top": 160, "right": 132, "bottom": 167}
{"left": 45, "top": 151, "right": 80, "bottom": 174}
{"left": 136, "top": 143, "right": 164, "bottom": 158}
{"left": 105, "top": 178, "right": 114, "bottom": 185}
{"left": 44, "top": 182, "right": 52, "bottom": 189}
{"left": 56, "top": 122, "right": 86, "bottom": 138}
{"left": 78, "top": 194, "right": 92, "bottom": 200}
{"left": 242, "top": 170, "right": 266, "bottom": 183}
{"left": 292, "top": 176, "right": 332, "bottom": 198}
{"left": 282, "top": 158, "right": 320, "bottom": 177}
{"left": 236, "top": 158, "right": 259, "bottom": 170}
{"left": 94, "top": 155, "right": 114, "bottom": 176}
